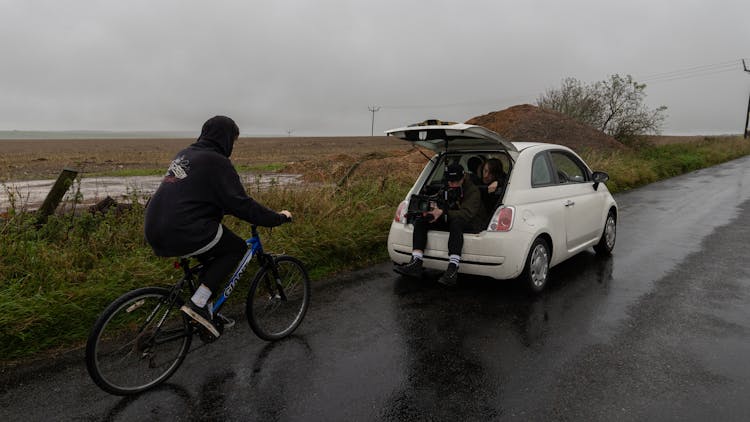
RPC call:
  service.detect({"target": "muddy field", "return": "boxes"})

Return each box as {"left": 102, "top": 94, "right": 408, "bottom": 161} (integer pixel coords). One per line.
{"left": 0, "top": 133, "right": 710, "bottom": 183}
{"left": 0, "top": 136, "right": 413, "bottom": 182}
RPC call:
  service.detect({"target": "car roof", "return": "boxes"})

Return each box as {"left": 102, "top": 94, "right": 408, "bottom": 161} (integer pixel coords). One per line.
{"left": 512, "top": 141, "right": 545, "bottom": 151}
{"left": 511, "top": 141, "right": 571, "bottom": 152}
{"left": 385, "top": 120, "right": 518, "bottom": 153}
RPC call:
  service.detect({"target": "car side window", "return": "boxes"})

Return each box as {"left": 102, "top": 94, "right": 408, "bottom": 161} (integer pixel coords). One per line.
{"left": 550, "top": 151, "right": 588, "bottom": 184}
{"left": 531, "top": 153, "right": 554, "bottom": 187}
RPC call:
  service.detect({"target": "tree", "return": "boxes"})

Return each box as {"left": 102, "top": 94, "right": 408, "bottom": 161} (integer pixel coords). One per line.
{"left": 537, "top": 74, "right": 667, "bottom": 143}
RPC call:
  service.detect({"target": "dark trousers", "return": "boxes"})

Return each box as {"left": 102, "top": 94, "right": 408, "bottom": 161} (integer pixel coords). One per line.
{"left": 412, "top": 216, "right": 472, "bottom": 257}
{"left": 194, "top": 225, "right": 248, "bottom": 293}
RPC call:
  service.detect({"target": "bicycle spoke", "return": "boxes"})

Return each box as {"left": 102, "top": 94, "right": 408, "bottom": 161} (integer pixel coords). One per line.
{"left": 86, "top": 288, "right": 192, "bottom": 395}
{"left": 247, "top": 256, "right": 310, "bottom": 341}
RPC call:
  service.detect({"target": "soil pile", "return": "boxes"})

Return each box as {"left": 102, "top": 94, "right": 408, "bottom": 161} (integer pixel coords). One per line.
{"left": 466, "top": 104, "right": 627, "bottom": 153}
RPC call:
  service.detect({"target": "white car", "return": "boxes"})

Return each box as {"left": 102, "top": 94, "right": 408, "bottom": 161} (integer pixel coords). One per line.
{"left": 386, "top": 120, "right": 617, "bottom": 292}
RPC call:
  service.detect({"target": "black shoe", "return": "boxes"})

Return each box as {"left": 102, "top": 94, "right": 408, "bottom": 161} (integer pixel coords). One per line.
{"left": 181, "top": 301, "right": 221, "bottom": 338}
{"left": 394, "top": 257, "right": 423, "bottom": 278}
{"left": 438, "top": 263, "right": 459, "bottom": 286}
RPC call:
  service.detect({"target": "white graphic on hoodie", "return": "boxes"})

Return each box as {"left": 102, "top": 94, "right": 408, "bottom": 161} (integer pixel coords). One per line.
{"left": 166, "top": 156, "right": 190, "bottom": 180}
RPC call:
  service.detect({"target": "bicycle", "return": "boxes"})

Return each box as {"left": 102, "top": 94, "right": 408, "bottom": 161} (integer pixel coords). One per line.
{"left": 85, "top": 224, "right": 311, "bottom": 396}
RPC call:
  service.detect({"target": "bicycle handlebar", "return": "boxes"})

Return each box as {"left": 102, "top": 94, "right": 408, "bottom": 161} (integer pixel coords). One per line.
{"left": 250, "top": 215, "right": 291, "bottom": 236}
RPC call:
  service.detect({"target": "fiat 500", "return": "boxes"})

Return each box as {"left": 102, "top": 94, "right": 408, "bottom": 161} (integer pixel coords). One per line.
{"left": 386, "top": 120, "right": 617, "bottom": 292}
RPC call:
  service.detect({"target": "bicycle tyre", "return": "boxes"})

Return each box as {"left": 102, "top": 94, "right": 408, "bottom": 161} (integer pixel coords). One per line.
{"left": 246, "top": 255, "right": 311, "bottom": 341}
{"left": 85, "top": 287, "right": 192, "bottom": 395}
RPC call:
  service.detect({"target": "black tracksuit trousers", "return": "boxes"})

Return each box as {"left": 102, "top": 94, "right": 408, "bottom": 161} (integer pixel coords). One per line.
{"left": 412, "top": 216, "right": 472, "bottom": 257}
{"left": 194, "top": 225, "right": 248, "bottom": 293}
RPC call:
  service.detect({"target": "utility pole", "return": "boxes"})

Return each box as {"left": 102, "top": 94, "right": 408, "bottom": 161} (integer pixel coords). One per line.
{"left": 744, "top": 59, "right": 750, "bottom": 139}
{"left": 368, "top": 105, "right": 381, "bottom": 136}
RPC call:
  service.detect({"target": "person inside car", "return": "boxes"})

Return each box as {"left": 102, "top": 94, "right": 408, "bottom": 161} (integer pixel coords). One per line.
{"left": 395, "top": 163, "right": 487, "bottom": 286}
{"left": 478, "top": 158, "right": 507, "bottom": 214}
{"left": 144, "top": 115, "right": 292, "bottom": 338}
{"left": 467, "top": 155, "right": 484, "bottom": 185}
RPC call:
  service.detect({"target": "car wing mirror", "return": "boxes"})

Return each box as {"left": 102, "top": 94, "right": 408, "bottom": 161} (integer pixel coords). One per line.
{"left": 592, "top": 171, "right": 609, "bottom": 191}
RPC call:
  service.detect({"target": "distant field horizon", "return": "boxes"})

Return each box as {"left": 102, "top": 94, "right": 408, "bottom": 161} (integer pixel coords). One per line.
{"left": 0, "top": 130, "right": 302, "bottom": 140}
{"left": 0, "top": 129, "right": 743, "bottom": 140}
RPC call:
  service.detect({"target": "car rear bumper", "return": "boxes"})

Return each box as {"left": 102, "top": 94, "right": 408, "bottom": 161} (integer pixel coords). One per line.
{"left": 387, "top": 220, "right": 530, "bottom": 279}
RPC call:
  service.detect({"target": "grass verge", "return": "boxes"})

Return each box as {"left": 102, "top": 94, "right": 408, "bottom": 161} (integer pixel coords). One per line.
{"left": 0, "top": 178, "right": 407, "bottom": 361}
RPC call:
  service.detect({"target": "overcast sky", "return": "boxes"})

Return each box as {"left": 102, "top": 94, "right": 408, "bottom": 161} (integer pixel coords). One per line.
{"left": 1, "top": 0, "right": 749, "bottom": 136}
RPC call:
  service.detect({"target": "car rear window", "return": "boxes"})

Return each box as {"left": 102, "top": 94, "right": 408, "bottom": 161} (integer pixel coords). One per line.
{"left": 424, "top": 153, "right": 512, "bottom": 188}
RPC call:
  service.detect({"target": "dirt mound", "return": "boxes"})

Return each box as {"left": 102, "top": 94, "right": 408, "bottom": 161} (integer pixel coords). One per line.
{"left": 466, "top": 104, "right": 627, "bottom": 153}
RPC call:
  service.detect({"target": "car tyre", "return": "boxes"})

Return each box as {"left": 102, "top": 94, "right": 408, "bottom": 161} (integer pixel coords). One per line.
{"left": 593, "top": 211, "right": 616, "bottom": 256}
{"left": 522, "top": 237, "right": 550, "bottom": 293}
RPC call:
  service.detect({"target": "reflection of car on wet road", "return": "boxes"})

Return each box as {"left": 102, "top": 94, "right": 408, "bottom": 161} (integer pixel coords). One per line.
{"left": 386, "top": 120, "right": 618, "bottom": 292}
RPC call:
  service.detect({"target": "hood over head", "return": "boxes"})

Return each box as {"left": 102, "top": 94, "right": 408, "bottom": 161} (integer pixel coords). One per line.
{"left": 194, "top": 115, "right": 240, "bottom": 157}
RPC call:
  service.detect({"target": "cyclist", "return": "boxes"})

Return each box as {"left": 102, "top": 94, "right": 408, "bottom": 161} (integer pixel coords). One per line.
{"left": 144, "top": 115, "right": 291, "bottom": 338}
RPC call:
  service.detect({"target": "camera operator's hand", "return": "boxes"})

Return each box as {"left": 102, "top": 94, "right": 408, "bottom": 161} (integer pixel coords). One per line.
{"left": 427, "top": 207, "right": 443, "bottom": 223}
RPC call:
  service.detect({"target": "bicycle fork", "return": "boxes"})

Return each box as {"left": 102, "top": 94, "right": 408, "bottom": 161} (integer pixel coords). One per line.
{"left": 265, "top": 261, "right": 288, "bottom": 301}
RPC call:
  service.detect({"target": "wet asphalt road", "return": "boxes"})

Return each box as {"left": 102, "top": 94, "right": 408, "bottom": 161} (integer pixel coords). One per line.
{"left": 4, "top": 156, "right": 750, "bottom": 421}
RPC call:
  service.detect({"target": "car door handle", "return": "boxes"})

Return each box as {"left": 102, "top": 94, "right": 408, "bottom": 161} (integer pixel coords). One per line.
{"left": 564, "top": 200, "right": 575, "bottom": 207}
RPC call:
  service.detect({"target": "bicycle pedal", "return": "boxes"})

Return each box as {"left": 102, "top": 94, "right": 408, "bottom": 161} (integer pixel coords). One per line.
{"left": 215, "top": 313, "right": 235, "bottom": 329}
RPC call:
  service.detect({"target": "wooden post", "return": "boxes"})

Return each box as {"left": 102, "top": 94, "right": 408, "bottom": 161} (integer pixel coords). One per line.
{"left": 36, "top": 168, "right": 78, "bottom": 225}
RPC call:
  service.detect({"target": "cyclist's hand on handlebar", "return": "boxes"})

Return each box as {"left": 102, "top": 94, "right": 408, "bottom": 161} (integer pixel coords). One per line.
{"left": 280, "top": 210, "right": 292, "bottom": 222}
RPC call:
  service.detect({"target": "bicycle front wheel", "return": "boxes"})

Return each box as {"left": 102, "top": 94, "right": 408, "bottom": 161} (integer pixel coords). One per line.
{"left": 85, "top": 287, "right": 192, "bottom": 395}
{"left": 246, "top": 255, "right": 311, "bottom": 341}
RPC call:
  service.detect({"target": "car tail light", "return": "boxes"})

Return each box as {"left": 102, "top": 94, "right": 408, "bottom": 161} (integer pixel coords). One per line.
{"left": 394, "top": 200, "right": 408, "bottom": 223}
{"left": 488, "top": 206, "right": 514, "bottom": 232}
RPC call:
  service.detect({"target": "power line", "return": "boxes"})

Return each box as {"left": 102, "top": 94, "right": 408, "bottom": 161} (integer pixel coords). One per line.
{"left": 639, "top": 61, "right": 740, "bottom": 84}
{"left": 375, "top": 58, "right": 750, "bottom": 113}
{"left": 638, "top": 60, "right": 739, "bottom": 80}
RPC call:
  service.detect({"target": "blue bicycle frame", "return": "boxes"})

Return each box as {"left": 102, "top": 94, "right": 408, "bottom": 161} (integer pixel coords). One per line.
{"left": 210, "top": 225, "right": 264, "bottom": 313}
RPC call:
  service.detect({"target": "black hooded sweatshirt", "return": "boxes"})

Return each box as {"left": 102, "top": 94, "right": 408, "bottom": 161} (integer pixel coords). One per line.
{"left": 144, "top": 116, "right": 287, "bottom": 257}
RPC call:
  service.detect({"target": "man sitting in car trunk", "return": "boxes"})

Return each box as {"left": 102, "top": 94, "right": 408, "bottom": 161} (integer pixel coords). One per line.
{"left": 395, "top": 163, "right": 488, "bottom": 285}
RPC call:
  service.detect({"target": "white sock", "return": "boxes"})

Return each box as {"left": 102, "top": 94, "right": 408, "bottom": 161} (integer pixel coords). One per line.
{"left": 412, "top": 251, "right": 423, "bottom": 260}
{"left": 449, "top": 255, "right": 461, "bottom": 266}
{"left": 191, "top": 285, "right": 212, "bottom": 308}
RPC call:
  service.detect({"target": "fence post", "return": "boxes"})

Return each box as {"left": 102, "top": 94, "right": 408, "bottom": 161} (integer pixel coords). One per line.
{"left": 36, "top": 168, "right": 78, "bottom": 225}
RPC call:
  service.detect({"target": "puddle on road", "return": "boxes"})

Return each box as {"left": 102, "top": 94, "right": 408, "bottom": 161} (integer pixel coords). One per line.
{"left": 0, "top": 173, "right": 302, "bottom": 212}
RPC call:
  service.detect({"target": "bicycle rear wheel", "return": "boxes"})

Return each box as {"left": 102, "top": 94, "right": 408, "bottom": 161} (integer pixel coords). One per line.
{"left": 85, "top": 287, "right": 192, "bottom": 395}
{"left": 246, "top": 255, "right": 311, "bottom": 341}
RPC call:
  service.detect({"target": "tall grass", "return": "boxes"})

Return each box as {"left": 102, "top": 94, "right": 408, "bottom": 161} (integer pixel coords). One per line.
{"left": 581, "top": 136, "right": 750, "bottom": 193}
{"left": 2, "top": 137, "right": 750, "bottom": 361}
{"left": 0, "top": 177, "right": 410, "bottom": 361}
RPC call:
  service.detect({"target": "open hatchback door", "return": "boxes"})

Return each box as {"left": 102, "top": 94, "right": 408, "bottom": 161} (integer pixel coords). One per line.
{"left": 385, "top": 120, "right": 517, "bottom": 153}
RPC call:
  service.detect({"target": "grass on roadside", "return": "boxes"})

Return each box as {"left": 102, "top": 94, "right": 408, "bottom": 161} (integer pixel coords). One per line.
{"left": 0, "top": 177, "right": 410, "bottom": 361}
{"left": 581, "top": 136, "right": 750, "bottom": 193}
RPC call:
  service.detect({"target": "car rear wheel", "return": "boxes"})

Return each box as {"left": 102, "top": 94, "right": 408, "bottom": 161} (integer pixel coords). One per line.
{"left": 594, "top": 211, "right": 616, "bottom": 256}
{"left": 522, "top": 237, "right": 550, "bottom": 293}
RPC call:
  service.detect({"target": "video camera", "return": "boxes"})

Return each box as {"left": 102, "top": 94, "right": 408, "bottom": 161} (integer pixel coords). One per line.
{"left": 405, "top": 186, "right": 462, "bottom": 223}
